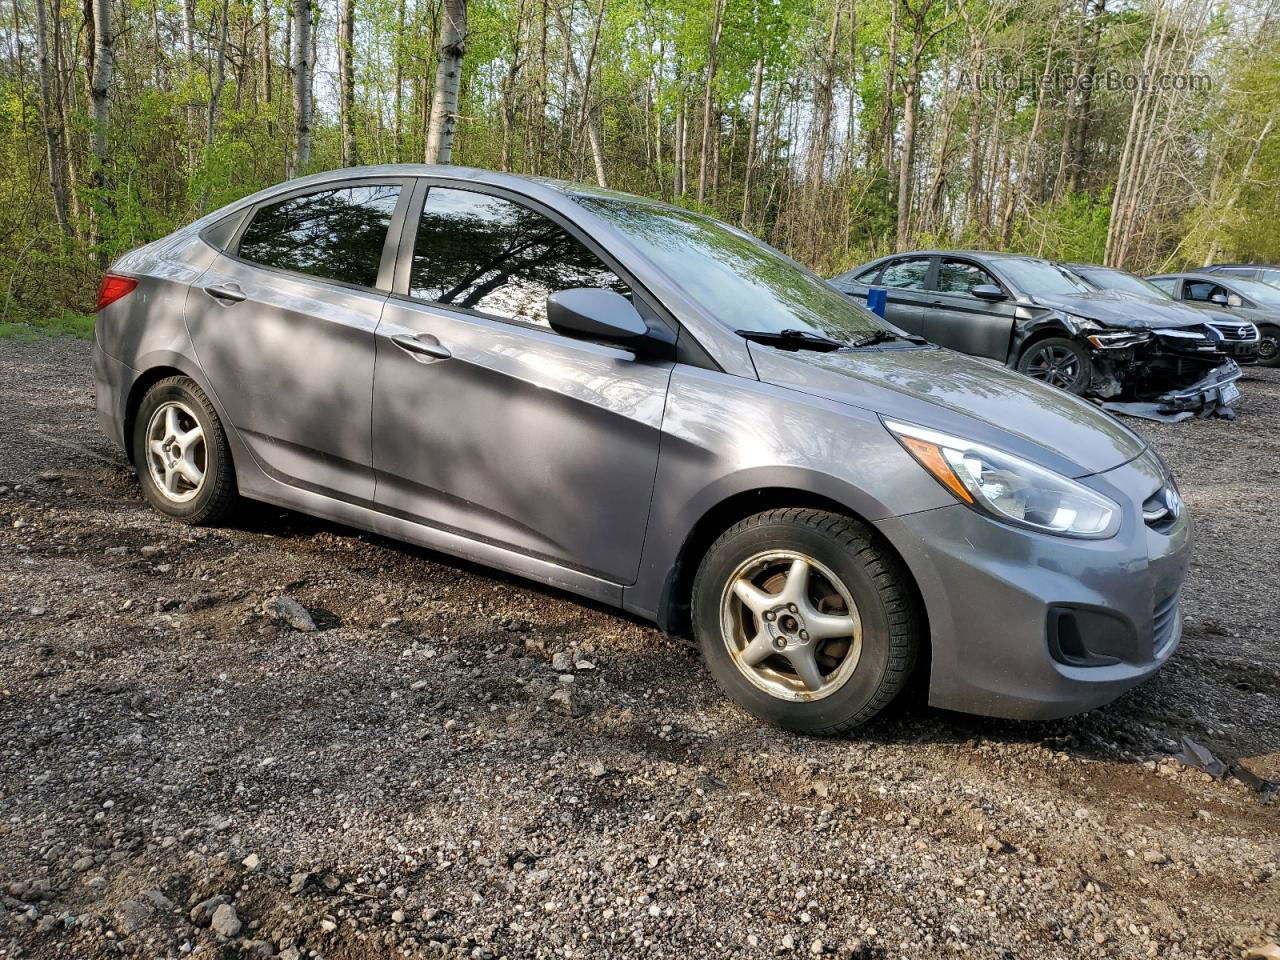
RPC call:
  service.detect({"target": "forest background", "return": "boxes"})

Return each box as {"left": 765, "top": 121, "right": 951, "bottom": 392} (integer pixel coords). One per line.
{"left": 1, "top": 0, "right": 1277, "bottom": 329}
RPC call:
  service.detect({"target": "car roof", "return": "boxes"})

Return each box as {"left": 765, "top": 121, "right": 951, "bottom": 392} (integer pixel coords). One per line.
{"left": 882, "top": 249, "right": 1051, "bottom": 261}
{"left": 1061, "top": 262, "right": 1123, "bottom": 272}
{"left": 1147, "top": 272, "right": 1238, "bottom": 282}
{"left": 1207, "top": 262, "right": 1280, "bottom": 269}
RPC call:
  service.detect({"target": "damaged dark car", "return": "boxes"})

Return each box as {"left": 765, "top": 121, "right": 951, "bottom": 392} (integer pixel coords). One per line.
{"left": 829, "top": 251, "right": 1253, "bottom": 420}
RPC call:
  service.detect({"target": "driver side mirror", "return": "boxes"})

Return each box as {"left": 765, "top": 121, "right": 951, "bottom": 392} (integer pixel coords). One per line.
{"left": 547, "top": 288, "right": 650, "bottom": 346}
{"left": 1210, "top": 292, "right": 1228, "bottom": 306}
{"left": 972, "top": 284, "right": 1006, "bottom": 301}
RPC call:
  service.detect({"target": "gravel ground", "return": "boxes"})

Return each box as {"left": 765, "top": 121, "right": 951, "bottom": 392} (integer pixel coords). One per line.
{"left": 0, "top": 336, "right": 1277, "bottom": 960}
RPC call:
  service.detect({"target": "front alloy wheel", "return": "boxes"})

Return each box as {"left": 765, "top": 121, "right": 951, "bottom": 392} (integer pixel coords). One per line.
{"left": 693, "top": 508, "right": 921, "bottom": 734}
{"left": 720, "top": 551, "right": 863, "bottom": 701}
{"left": 1018, "top": 337, "right": 1092, "bottom": 395}
{"left": 1257, "top": 325, "right": 1280, "bottom": 368}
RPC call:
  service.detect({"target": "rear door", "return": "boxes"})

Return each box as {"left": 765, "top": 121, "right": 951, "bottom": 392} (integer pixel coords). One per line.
{"left": 370, "top": 181, "right": 674, "bottom": 585}
{"left": 186, "top": 178, "right": 411, "bottom": 502}
{"left": 924, "top": 257, "right": 1018, "bottom": 359}
{"left": 875, "top": 256, "right": 936, "bottom": 335}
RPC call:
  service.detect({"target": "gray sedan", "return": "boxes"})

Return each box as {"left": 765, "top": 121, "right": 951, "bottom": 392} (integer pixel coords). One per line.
{"left": 92, "top": 166, "right": 1190, "bottom": 732}
{"left": 1148, "top": 272, "right": 1280, "bottom": 366}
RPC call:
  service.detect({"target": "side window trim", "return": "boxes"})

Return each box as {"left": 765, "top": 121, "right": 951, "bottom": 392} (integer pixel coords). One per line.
{"left": 392, "top": 177, "right": 677, "bottom": 341}
{"left": 225, "top": 176, "right": 414, "bottom": 294}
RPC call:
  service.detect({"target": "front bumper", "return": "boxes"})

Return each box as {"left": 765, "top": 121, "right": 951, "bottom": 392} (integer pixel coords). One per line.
{"left": 874, "top": 449, "right": 1191, "bottom": 720}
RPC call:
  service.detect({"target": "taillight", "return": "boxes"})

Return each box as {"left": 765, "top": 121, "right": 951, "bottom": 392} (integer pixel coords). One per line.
{"left": 96, "top": 274, "right": 137, "bottom": 310}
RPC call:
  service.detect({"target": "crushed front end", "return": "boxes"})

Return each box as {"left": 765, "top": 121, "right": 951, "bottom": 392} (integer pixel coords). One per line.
{"left": 1076, "top": 321, "right": 1253, "bottom": 421}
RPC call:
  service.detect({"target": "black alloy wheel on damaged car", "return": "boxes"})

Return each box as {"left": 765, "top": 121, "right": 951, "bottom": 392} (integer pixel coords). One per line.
{"left": 1016, "top": 337, "right": 1092, "bottom": 395}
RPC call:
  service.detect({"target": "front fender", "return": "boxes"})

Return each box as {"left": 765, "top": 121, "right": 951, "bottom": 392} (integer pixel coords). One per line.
{"left": 622, "top": 365, "right": 954, "bottom": 624}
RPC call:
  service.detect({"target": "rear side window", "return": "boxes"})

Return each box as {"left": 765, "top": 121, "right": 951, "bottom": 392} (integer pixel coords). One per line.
{"left": 880, "top": 257, "right": 932, "bottom": 290}
{"left": 408, "top": 186, "right": 629, "bottom": 327}
{"left": 237, "top": 184, "right": 401, "bottom": 288}
{"left": 937, "top": 259, "right": 998, "bottom": 296}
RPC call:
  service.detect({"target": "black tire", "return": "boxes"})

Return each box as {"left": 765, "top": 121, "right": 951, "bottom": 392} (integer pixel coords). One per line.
{"left": 1017, "top": 336, "right": 1093, "bottom": 395}
{"left": 691, "top": 508, "right": 921, "bottom": 735}
{"left": 131, "top": 376, "right": 237, "bottom": 525}
{"left": 1256, "top": 324, "right": 1280, "bottom": 368}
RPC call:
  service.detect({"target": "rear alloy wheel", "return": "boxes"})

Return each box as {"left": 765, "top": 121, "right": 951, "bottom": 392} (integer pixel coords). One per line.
{"left": 692, "top": 508, "right": 921, "bottom": 734}
{"left": 1257, "top": 324, "right": 1280, "bottom": 368}
{"left": 1017, "top": 337, "right": 1092, "bottom": 395}
{"left": 132, "top": 376, "right": 237, "bottom": 524}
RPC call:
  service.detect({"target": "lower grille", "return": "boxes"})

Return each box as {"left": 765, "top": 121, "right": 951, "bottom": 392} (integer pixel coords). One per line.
{"left": 1153, "top": 593, "right": 1180, "bottom": 655}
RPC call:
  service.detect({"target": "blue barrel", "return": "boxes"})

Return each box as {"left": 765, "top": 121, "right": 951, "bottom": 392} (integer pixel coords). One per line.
{"left": 866, "top": 287, "right": 888, "bottom": 318}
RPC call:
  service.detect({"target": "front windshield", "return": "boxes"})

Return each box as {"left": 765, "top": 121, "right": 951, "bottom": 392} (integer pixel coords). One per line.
{"left": 1079, "top": 267, "right": 1172, "bottom": 300}
{"left": 1231, "top": 276, "right": 1280, "bottom": 305}
{"left": 992, "top": 257, "right": 1091, "bottom": 296}
{"left": 573, "top": 195, "right": 884, "bottom": 340}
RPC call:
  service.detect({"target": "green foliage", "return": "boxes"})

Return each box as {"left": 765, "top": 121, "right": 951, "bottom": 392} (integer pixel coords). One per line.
{"left": 0, "top": 0, "right": 1274, "bottom": 322}
{"left": 1011, "top": 192, "right": 1112, "bottom": 264}
{"left": 0, "top": 311, "right": 95, "bottom": 340}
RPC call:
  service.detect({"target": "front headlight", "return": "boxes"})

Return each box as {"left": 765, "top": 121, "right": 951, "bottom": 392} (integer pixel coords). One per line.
{"left": 1065, "top": 315, "right": 1152, "bottom": 349}
{"left": 884, "top": 419, "right": 1121, "bottom": 538}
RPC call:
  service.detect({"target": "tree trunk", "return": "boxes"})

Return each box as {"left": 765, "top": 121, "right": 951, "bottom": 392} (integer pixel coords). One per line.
{"left": 34, "top": 0, "right": 71, "bottom": 234}
{"left": 291, "top": 0, "right": 312, "bottom": 175}
{"left": 207, "top": 0, "right": 230, "bottom": 149}
{"left": 553, "top": 0, "right": 607, "bottom": 186}
{"left": 339, "top": 0, "right": 358, "bottom": 165}
{"left": 879, "top": 0, "right": 898, "bottom": 170}
{"left": 696, "top": 0, "right": 724, "bottom": 204}
{"left": 741, "top": 57, "right": 763, "bottom": 226}
{"left": 999, "top": 30, "right": 1056, "bottom": 243}
{"left": 260, "top": 0, "right": 273, "bottom": 107}
{"left": 182, "top": 0, "right": 195, "bottom": 52}
{"left": 424, "top": 0, "right": 466, "bottom": 164}
{"left": 895, "top": 65, "right": 916, "bottom": 249}
{"left": 673, "top": 86, "right": 685, "bottom": 198}
{"left": 88, "top": 0, "right": 112, "bottom": 265}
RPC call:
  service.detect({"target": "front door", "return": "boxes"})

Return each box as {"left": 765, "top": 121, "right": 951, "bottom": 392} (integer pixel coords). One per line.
{"left": 924, "top": 257, "right": 1018, "bottom": 359}
{"left": 371, "top": 182, "right": 674, "bottom": 584}
{"left": 186, "top": 179, "right": 409, "bottom": 502}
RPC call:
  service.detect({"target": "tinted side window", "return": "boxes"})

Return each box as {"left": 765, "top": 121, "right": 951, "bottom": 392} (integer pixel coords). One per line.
{"left": 1185, "top": 281, "right": 1224, "bottom": 302}
{"left": 1148, "top": 277, "right": 1177, "bottom": 295}
{"left": 237, "top": 184, "right": 401, "bottom": 287}
{"left": 408, "top": 187, "right": 629, "bottom": 326}
{"left": 937, "top": 259, "right": 997, "bottom": 296}
{"left": 880, "top": 257, "right": 932, "bottom": 290}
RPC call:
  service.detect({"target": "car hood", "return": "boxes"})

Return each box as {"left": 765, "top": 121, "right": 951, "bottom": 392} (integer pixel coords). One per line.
{"left": 1028, "top": 290, "right": 1212, "bottom": 329}
{"left": 748, "top": 343, "right": 1147, "bottom": 478}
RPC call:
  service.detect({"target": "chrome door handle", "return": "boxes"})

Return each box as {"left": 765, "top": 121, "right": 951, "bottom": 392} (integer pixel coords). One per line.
{"left": 391, "top": 333, "right": 452, "bottom": 361}
{"left": 205, "top": 282, "right": 246, "bottom": 303}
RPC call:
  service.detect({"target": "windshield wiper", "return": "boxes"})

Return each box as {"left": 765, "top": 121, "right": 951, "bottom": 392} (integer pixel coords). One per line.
{"left": 735, "top": 328, "right": 848, "bottom": 352}
{"left": 851, "top": 329, "right": 928, "bottom": 348}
